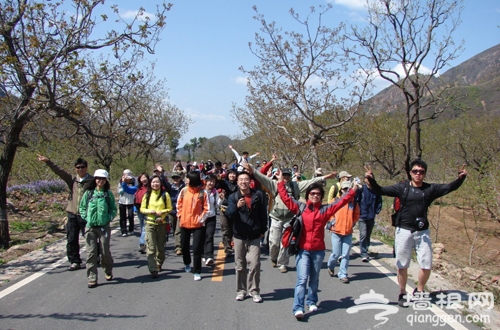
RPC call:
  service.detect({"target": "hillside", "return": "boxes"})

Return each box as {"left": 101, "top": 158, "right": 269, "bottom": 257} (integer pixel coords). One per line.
{"left": 365, "top": 43, "right": 500, "bottom": 116}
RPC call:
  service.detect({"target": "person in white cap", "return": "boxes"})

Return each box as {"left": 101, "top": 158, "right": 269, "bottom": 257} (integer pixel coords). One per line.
{"left": 80, "top": 169, "right": 117, "bottom": 288}
{"left": 327, "top": 171, "right": 352, "bottom": 202}
{"left": 118, "top": 169, "right": 137, "bottom": 236}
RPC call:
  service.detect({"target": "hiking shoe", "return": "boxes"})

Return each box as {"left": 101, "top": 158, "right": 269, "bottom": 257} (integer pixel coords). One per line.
{"left": 251, "top": 294, "right": 263, "bottom": 303}
{"left": 194, "top": 273, "right": 201, "bottom": 281}
{"left": 271, "top": 259, "right": 277, "bottom": 267}
{"left": 105, "top": 272, "right": 113, "bottom": 281}
{"left": 279, "top": 265, "right": 288, "bottom": 273}
{"left": 68, "top": 263, "right": 81, "bottom": 271}
{"left": 151, "top": 271, "right": 158, "bottom": 278}
{"left": 138, "top": 244, "right": 146, "bottom": 254}
{"left": 361, "top": 256, "right": 369, "bottom": 262}
{"left": 184, "top": 264, "right": 191, "bottom": 273}
{"left": 236, "top": 292, "right": 245, "bottom": 301}
{"left": 339, "top": 277, "right": 349, "bottom": 284}
{"left": 88, "top": 281, "right": 97, "bottom": 288}
{"left": 121, "top": 233, "right": 127, "bottom": 237}
{"left": 294, "top": 311, "right": 304, "bottom": 320}
{"left": 205, "top": 258, "right": 214, "bottom": 266}
{"left": 337, "top": 256, "right": 342, "bottom": 263}
{"left": 309, "top": 304, "right": 318, "bottom": 312}
{"left": 175, "top": 249, "right": 182, "bottom": 256}
{"left": 157, "top": 264, "right": 162, "bottom": 272}
{"left": 327, "top": 268, "right": 335, "bottom": 277}
{"left": 398, "top": 293, "right": 409, "bottom": 307}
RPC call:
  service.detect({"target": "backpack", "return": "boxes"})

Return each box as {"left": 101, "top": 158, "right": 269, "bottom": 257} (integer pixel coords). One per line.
{"left": 86, "top": 189, "right": 111, "bottom": 208}
{"left": 391, "top": 181, "right": 410, "bottom": 227}
{"left": 330, "top": 182, "right": 341, "bottom": 201}
{"left": 145, "top": 191, "right": 168, "bottom": 209}
{"left": 281, "top": 203, "right": 307, "bottom": 255}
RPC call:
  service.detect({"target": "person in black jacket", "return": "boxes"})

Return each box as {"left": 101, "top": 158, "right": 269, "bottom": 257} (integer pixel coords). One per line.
{"left": 217, "top": 169, "right": 239, "bottom": 256}
{"left": 365, "top": 160, "right": 467, "bottom": 307}
{"left": 225, "top": 171, "right": 268, "bottom": 303}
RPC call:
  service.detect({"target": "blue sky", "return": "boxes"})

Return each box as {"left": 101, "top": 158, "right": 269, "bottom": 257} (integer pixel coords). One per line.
{"left": 106, "top": 0, "right": 500, "bottom": 146}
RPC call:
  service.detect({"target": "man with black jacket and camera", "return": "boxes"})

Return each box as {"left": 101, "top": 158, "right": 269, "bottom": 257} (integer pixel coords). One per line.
{"left": 365, "top": 160, "right": 467, "bottom": 307}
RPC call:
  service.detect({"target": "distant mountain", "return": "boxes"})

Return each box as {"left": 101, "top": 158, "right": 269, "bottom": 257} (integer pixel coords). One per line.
{"left": 365, "top": 43, "right": 500, "bottom": 115}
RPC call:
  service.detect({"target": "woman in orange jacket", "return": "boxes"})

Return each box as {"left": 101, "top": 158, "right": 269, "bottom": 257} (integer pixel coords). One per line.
{"left": 176, "top": 171, "right": 210, "bottom": 281}
{"left": 326, "top": 180, "right": 360, "bottom": 284}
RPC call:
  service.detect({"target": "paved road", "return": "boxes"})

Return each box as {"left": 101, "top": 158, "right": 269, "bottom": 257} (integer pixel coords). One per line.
{"left": 0, "top": 218, "right": 484, "bottom": 330}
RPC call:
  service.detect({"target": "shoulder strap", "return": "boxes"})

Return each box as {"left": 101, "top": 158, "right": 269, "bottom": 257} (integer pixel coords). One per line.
{"left": 400, "top": 181, "right": 410, "bottom": 210}
{"left": 161, "top": 191, "right": 167, "bottom": 208}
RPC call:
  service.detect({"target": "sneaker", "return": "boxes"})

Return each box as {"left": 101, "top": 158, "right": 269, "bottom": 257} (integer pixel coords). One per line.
{"left": 121, "top": 233, "right": 127, "bottom": 237}
{"left": 225, "top": 249, "right": 234, "bottom": 258}
{"left": 339, "top": 277, "right": 350, "bottom": 284}
{"left": 194, "top": 273, "right": 201, "bottom": 281}
{"left": 327, "top": 268, "right": 335, "bottom": 277}
{"left": 184, "top": 264, "right": 191, "bottom": 273}
{"left": 236, "top": 292, "right": 245, "bottom": 301}
{"left": 294, "top": 311, "right": 304, "bottom": 320}
{"left": 361, "top": 256, "right": 369, "bottom": 262}
{"left": 138, "top": 244, "right": 146, "bottom": 254}
{"left": 271, "top": 259, "right": 277, "bottom": 267}
{"left": 105, "top": 272, "right": 113, "bottom": 281}
{"left": 398, "top": 293, "right": 409, "bottom": 307}
{"left": 202, "top": 258, "right": 206, "bottom": 264}
{"left": 205, "top": 258, "right": 214, "bottom": 266}
{"left": 68, "top": 263, "right": 81, "bottom": 271}
{"left": 157, "top": 264, "right": 162, "bottom": 272}
{"left": 309, "top": 304, "right": 318, "bottom": 312}
{"left": 88, "top": 281, "right": 97, "bottom": 288}
{"left": 279, "top": 265, "right": 288, "bottom": 273}
{"left": 337, "top": 256, "right": 342, "bottom": 263}
{"left": 251, "top": 294, "right": 263, "bottom": 303}
{"left": 151, "top": 271, "right": 158, "bottom": 278}
{"left": 175, "top": 249, "right": 182, "bottom": 256}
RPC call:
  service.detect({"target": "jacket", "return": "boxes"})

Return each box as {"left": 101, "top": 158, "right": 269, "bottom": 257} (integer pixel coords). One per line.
{"left": 168, "top": 180, "right": 186, "bottom": 216}
{"left": 277, "top": 181, "right": 356, "bottom": 251}
{"left": 79, "top": 189, "right": 117, "bottom": 227}
{"left": 330, "top": 198, "right": 360, "bottom": 236}
{"left": 177, "top": 186, "right": 209, "bottom": 229}
{"left": 118, "top": 181, "right": 137, "bottom": 205}
{"left": 368, "top": 176, "right": 465, "bottom": 231}
{"left": 253, "top": 169, "right": 324, "bottom": 222}
{"left": 134, "top": 186, "right": 148, "bottom": 207}
{"left": 140, "top": 190, "right": 172, "bottom": 225}
{"left": 43, "top": 160, "right": 93, "bottom": 215}
{"left": 225, "top": 189, "right": 268, "bottom": 240}
{"left": 358, "top": 184, "right": 382, "bottom": 220}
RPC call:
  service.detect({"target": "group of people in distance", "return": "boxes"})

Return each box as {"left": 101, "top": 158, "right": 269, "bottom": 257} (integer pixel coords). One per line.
{"left": 36, "top": 149, "right": 467, "bottom": 320}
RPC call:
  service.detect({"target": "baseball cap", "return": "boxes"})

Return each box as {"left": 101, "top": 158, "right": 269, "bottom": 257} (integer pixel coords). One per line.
{"left": 94, "top": 169, "right": 109, "bottom": 180}
{"left": 281, "top": 168, "right": 293, "bottom": 175}
{"left": 338, "top": 171, "right": 352, "bottom": 179}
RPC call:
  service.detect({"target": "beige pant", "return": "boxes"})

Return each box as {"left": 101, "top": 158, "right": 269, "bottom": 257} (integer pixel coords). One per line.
{"left": 234, "top": 237, "right": 261, "bottom": 295}
{"left": 146, "top": 223, "right": 166, "bottom": 273}
{"left": 85, "top": 226, "right": 113, "bottom": 283}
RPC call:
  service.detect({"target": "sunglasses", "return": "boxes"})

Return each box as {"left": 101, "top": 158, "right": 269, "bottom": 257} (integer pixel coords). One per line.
{"left": 309, "top": 192, "right": 321, "bottom": 196}
{"left": 75, "top": 166, "right": 86, "bottom": 169}
{"left": 411, "top": 169, "right": 426, "bottom": 175}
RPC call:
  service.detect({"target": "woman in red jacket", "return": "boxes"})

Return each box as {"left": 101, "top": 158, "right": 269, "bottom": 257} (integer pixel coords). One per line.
{"left": 276, "top": 170, "right": 359, "bottom": 320}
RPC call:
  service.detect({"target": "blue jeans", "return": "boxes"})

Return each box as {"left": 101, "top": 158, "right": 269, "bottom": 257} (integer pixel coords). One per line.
{"left": 327, "top": 232, "right": 352, "bottom": 279}
{"left": 293, "top": 249, "right": 325, "bottom": 314}
{"left": 137, "top": 211, "right": 146, "bottom": 246}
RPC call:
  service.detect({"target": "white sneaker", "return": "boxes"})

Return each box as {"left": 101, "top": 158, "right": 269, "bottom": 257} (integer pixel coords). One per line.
{"left": 205, "top": 258, "right": 214, "bottom": 266}
{"left": 193, "top": 273, "right": 201, "bottom": 281}
{"left": 294, "top": 311, "right": 304, "bottom": 319}
{"left": 236, "top": 292, "right": 245, "bottom": 301}
{"left": 309, "top": 304, "right": 318, "bottom": 312}
{"left": 279, "top": 265, "right": 288, "bottom": 273}
{"left": 251, "top": 294, "right": 263, "bottom": 303}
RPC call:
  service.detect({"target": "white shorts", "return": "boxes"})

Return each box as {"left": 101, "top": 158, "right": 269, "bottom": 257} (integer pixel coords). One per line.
{"left": 394, "top": 228, "right": 432, "bottom": 269}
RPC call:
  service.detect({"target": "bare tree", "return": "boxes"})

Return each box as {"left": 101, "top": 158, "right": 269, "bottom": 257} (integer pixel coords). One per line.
{"left": 233, "top": 5, "right": 371, "bottom": 171}
{"left": 0, "top": 0, "right": 171, "bottom": 248}
{"left": 347, "top": 0, "right": 464, "bottom": 178}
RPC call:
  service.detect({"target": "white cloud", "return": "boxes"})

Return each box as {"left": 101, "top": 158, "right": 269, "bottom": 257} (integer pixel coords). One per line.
{"left": 368, "top": 63, "right": 438, "bottom": 92}
{"left": 184, "top": 108, "right": 228, "bottom": 121}
{"left": 330, "top": 0, "right": 367, "bottom": 10}
{"left": 235, "top": 76, "right": 248, "bottom": 85}
{"left": 121, "top": 10, "right": 155, "bottom": 21}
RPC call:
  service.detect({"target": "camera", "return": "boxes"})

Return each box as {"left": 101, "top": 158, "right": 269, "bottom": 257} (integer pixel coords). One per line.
{"left": 415, "top": 217, "right": 426, "bottom": 229}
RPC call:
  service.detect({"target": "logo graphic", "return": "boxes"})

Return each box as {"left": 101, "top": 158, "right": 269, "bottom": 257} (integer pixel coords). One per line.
{"left": 346, "top": 290, "right": 399, "bottom": 328}
{"left": 469, "top": 292, "right": 494, "bottom": 310}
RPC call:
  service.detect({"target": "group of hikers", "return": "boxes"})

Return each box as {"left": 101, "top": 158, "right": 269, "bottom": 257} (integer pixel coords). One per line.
{"left": 36, "top": 146, "right": 467, "bottom": 320}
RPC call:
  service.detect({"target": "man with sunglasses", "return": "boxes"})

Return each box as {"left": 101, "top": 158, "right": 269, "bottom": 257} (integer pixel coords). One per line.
{"left": 38, "top": 154, "right": 94, "bottom": 271}
{"left": 365, "top": 160, "right": 467, "bottom": 307}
